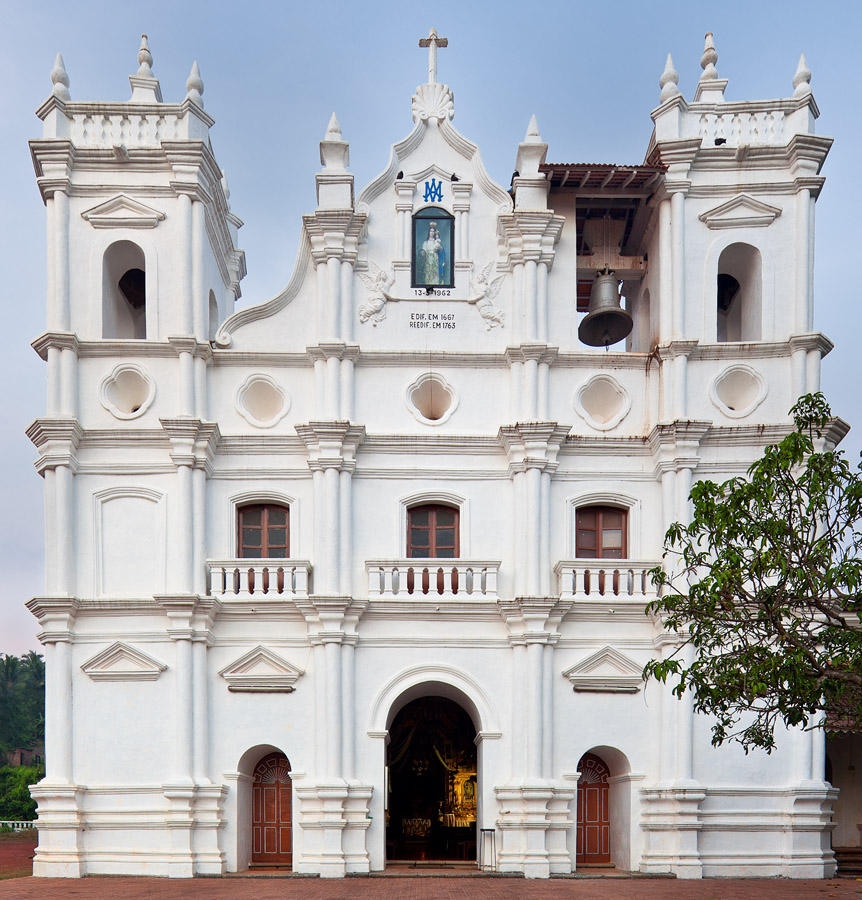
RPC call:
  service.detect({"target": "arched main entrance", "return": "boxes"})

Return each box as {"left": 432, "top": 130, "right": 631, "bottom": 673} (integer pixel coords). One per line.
{"left": 576, "top": 752, "right": 610, "bottom": 865}
{"left": 386, "top": 696, "right": 477, "bottom": 863}
{"left": 251, "top": 751, "right": 292, "bottom": 867}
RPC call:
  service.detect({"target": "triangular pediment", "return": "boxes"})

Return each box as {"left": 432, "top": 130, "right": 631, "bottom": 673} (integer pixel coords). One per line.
{"left": 218, "top": 646, "right": 305, "bottom": 693}
{"left": 699, "top": 194, "right": 782, "bottom": 229}
{"left": 562, "top": 646, "right": 643, "bottom": 693}
{"left": 81, "top": 641, "right": 167, "bottom": 682}
{"left": 81, "top": 194, "right": 166, "bottom": 229}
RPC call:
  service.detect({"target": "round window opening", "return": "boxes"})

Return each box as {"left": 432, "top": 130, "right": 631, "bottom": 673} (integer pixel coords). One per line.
{"left": 405, "top": 373, "right": 458, "bottom": 425}
{"left": 100, "top": 364, "right": 155, "bottom": 420}
{"left": 236, "top": 375, "right": 289, "bottom": 428}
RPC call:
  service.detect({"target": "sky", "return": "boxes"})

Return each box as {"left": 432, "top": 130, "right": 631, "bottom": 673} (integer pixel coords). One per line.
{"left": 0, "top": 0, "right": 859, "bottom": 655}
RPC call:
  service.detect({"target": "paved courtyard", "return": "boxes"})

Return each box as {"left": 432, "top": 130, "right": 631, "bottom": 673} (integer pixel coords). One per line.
{"left": 2, "top": 873, "right": 862, "bottom": 900}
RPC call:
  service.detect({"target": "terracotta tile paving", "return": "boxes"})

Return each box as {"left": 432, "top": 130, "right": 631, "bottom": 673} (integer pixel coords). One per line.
{"left": 1, "top": 874, "right": 862, "bottom": 900}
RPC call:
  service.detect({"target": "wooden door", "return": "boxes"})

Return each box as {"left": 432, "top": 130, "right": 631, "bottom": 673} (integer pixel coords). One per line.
{"left": 576, "top": 752, "right": 610, "bottom": 865}
{"left": 252, "top": 752, "right": 292, "bottom": 866}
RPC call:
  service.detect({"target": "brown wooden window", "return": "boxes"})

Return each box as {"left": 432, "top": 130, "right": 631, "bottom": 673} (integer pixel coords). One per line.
{"left": 576, "top": 506, "right": 627, "bottom": 559}
{"left": 407, "top": 504, "right": 459, "bottom": 558}
{"left": 238, "top": 504, "right": 289, "bottom": 558}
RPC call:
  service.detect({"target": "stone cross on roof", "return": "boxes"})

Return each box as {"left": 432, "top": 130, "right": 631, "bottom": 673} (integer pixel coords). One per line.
{"left": 419, "top": 28, "right": 448, "bottom": 84}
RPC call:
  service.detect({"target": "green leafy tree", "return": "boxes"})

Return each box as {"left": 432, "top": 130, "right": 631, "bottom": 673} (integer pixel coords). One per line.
{"left": 0, "top": 652, "right": 45, "bottom": 754}
{"left": 645, "top": 393, "right": 862, "bottom": 752}
{"left": 0, "top": 765, "right": 43, "bottom": 820}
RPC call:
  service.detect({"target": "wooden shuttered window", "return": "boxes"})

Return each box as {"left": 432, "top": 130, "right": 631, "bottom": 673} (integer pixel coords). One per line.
{"left": 407, "top": 504, "right": 459, "bottom": 558}
{"left": 576, "top": 506, "right": 627, "bottom": 559}
{"left": 238, "top": 505, "right": 290, "bottom": 558}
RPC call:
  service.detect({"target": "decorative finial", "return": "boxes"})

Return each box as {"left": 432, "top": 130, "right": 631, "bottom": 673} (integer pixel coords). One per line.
{"left": 319, "top": 111, "right": 349, "bottom": 172}
{"left": 525, "top": 114, "right": 542, "bottom": 142}
{"left": 793, "top": 52, "right": 812, "bottom": 97}
{"left": 659, "top": 53, "right": 680, "bottom": 102}
{"left": 418, "top": 27, "right": 448, "bottom": 84}
{"left": 186, "top": 60, "right": 204, "bottom": 108}
{"left": 50, "top": 52, "right": 71, "bottom": 102}
{"left": 137, "top": 34, "right": 154, "bottom": 78}
{"left": 324, "top": 112, "right": 342, "bottom": 141}
{"left": 700, "top": 31, "right": 718, "bottom": 81}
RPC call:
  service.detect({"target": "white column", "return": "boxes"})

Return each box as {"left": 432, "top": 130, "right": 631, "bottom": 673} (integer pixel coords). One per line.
{"left": 340, "top": 358, "right": 354, "bottom": 422}
{"left": 525, "top": 466, "right": 541, "bottom": 595}
{"left": 525, "top": 260, "right": 538, "bottom": 341}
{"left": 192, "top": 200, "right": 206, "bottom": 341}
{"left": 526, "top": 640, "right": 544, "bottom": 777}
{"left": 45, "top": 639, "right": 73, "bottom": 783}
{"left": 524, "top": 358, "right": 538, "bottom": 421}
{"left": 60, "top": 348, "right": 77, "bottom": 417}
{"left": 314, "top": 359, "right": 326, "bottom": 418}
{"left": 675, "top": 643, "right": 695, "bottom": 782}
{"left": 807, "top": 194, "right": 816, "bottom": 332}
{"left": 194, "top": 356, "right": 208, "bottom": 420}
{"left": 192, "top": 638, "right": 209, "bottom": 781}
{"left": 659, "top": 199, "right": 672, "bottom": 342}
{"left": 671, "top": 192, "right": 685, "bottom": 339}
{"left": 339, "top": 468, "right": 352, "bottom": 596}
{"left": 513, "top": 470, "right": 526, "bottom": 596}
{"left": 325, "top": 638, "right": 343, "bottom": 776}
{"left": 796, "top": 723, "right": 813, "bottom": 784}
{"left": 540, "top": 470, "right": 551, "bottom": 597}
{"left": 542, "top": 642, "right": 553, "bottom": 778}
{"left": 326, "top": 355, "right": 340, "bottom": 419}
{"left": 537, "top": 262, "right": 549, "bottom": 343}
{"left": 510, "top": 360, "right": 523, "bottom": 422}
{"left": 342, "top": 639, "right": 356, "bottom": 780}
{"left": 673, "top": 354, "right": 687, "bottom": 420}
{"left": 54, "top": 190, "right": 70, "bottom": 331}
{"left": 47, "top": 348, "right": 61, "bottom": 416}
{"left": 795, "top": 189, "right": 811, "bottom": 335}
{"left": 514, "top": 263, "right": 525, "bottom": 342}
{"left": 538, "top": 362, "right": 549, "bottom": 421}
{"left": 327, "top": 257, "right": 342, "bottom": 340}
{"left": 192, "top": 467, "right": 206, "bottom": 595}
{"left": 661, "top": 355, "right": 673, "bottom": 421}
{"left": 340, "top": 260, "right": 353, "bottom": 342}
{"left": 312, "top": 469, "right": 325, "bottom": 591}
{"left": 806, "top": 349, "right": 822, "bottom": 394}
{"left": 324, "top": 467, "right": 340, "bottom": 594}
{"left": 316, "top": 263, "right": 327, "bottom": 338}
{"left": 179, "top": 351, "right": 194, "bottom": 416}
{"left": 313, "top": 642, "right": 326, "bottom": 776}
{"left": 511, "top": 641, "right": 526, "bottom": 775}
{"left": 176, "top": 465, "right": 193, "bottom": 593}
{"left": 791, "top": 346, "right": 807, "bottom": 400}
{"left": 174, "top": 636, "right": 193, "bottom": 781}
{"left": 45, "top": 196, "right": 57, "bottom": 329}
{"left": 677, "top": 466, "right": 693, "bottom": 527}
{"left": 177, "top": 194, "right": 193, "bottom": 334}
{"left": 811, "top": 715, "right": 826, "bottom": 781}
{"left": 55, "top": 464, "right": 76, "bottom": 595}
{"left": 44, "top": 468, "right": 58, "bottom": 593}
{"left": 661, "top": 468, "right": 677, "bottom": 534}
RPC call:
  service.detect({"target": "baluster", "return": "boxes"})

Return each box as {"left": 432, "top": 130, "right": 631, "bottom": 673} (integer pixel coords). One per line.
{"left": 598, "top": 569, "right": 606, "bottom": 596}
{"left": 486, "top": 566, "right": 497, "bottom": 596}
{"left": 385, "top": 566, "right": 396, "bottom": 597}
{"left": 465, "top": 567, "right": 473, "bottom": 595}
{"left": 231, "top": 568, "right": 240, "bottom": 595}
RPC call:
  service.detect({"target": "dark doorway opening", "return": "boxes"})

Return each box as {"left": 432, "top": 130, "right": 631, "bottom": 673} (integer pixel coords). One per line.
{"left": 386, "top": 696, "right": 477, "bottom": 862}
{"left": 576, "top": 751, "right": 611, "bottom": 865}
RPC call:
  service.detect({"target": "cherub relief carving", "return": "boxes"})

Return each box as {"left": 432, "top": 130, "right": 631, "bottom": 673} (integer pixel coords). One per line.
{"left": 468, "top": 262, "right": 505, "bottom": 330}
{"left": 357, "top": 261, "right": 395, "bottom": 325}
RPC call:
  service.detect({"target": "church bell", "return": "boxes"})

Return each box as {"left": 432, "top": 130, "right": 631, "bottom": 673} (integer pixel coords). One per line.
{"left": 578, "top": 267, "right": 633, "bottom": 348}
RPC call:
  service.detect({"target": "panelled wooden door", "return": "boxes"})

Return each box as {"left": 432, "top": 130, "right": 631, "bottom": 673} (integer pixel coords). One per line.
{"left": 576, "top": 752, "right": 611, "bottom": 865}
{"left": 252, "top": 752, "right": 293, "bottom": 867}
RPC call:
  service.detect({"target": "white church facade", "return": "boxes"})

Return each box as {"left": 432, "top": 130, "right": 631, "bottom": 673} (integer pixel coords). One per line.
{"left": 25, "top": 30, "right": 852, "bottom": 879}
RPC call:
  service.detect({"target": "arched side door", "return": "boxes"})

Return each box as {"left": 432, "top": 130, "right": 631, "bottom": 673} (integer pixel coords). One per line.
{"left": 252, "top": 752, "right": 292, "bottom": 867}
{"left": 576, "top": 752, "right": 610, "bottom": 865}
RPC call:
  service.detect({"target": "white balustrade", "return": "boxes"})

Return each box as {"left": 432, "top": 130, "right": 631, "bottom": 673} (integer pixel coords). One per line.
{"left": 366, "top": 559, "right": 500, "bottom": 600}
{"left": 693, "top": 108, "right": 785, "bottom": 147}
{"left": 0, "top": 820, "right": 35, "bottom": 831}
{"left": 208, "top": 559, "right": 311, "bottom": 599}
{"left": 554, "top": 560, "right": 660, "bottom": 601}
